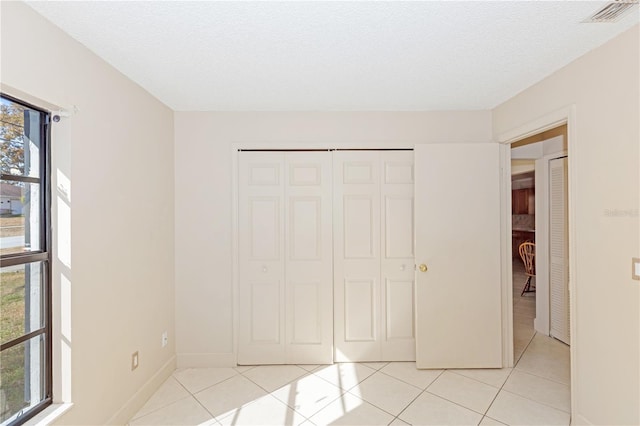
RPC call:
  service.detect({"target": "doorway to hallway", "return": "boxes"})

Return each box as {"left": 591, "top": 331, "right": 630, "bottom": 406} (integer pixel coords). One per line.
{"left": 509, "top": 124, "right": 570, "bottom": 362}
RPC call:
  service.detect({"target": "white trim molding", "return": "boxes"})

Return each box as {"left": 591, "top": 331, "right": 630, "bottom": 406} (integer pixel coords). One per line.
{"left": 177, "top": 352, "right": 236, "bottom": 368}
{"left": 106, "top": 355, "right": 177, "bottom": 425}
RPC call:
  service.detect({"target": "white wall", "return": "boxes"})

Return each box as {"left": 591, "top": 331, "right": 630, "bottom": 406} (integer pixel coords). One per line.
{"left": 494, "top": 25, "right": 639, "bottom": 425}
{"left": 174, "top": 111, "right": 492, "bottom": 366}
{"left": 1, "top": 2, "right": 175, "bottom": 424}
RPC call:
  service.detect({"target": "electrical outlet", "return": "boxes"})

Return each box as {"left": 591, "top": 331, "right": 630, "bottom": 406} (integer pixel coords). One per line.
{"left": 131, "top": 351, "right": 139, "bottom": 371}
{"left": 162, "top": 331, "right": 168, "bottom": 348}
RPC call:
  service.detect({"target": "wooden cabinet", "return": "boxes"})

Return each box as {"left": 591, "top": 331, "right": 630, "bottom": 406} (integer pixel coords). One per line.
{"left": 512, "top": 188, "right": 535, "bottom": 214}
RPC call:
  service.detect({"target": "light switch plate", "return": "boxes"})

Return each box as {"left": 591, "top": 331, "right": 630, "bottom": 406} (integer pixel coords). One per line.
{"left": 633, "top": 258, "right": 640, "bottom": 281}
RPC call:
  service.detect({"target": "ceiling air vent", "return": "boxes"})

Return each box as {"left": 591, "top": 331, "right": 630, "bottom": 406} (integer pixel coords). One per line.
{"left": 584, "top": 0, "right": 638, "bottom": 23}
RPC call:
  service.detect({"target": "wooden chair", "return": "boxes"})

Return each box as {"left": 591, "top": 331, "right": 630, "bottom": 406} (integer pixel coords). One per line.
{"left": 519, "top": 241, "right": 536, "bottom": 296}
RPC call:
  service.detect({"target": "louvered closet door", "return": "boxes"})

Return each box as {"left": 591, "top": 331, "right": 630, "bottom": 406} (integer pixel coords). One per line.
{"left": 238, "top": 152, "right": 333, "bottom": 365}
{"left": 334, "top": 151, "right": 415, "bottom": 362}
{"left": 549, "top": 157, "right": 569, "bottom": 345}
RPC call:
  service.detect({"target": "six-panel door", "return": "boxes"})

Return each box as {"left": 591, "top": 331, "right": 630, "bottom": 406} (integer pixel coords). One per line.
{"left": 333, "top": 151, "right": 416, "bottom": 362}
{"left": 238, "top": 152, "right": 333, "bottom": 365}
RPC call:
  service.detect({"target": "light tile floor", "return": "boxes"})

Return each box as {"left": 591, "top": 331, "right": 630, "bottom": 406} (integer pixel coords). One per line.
{"left": 513, "top": 258, "right": 536, "bottom": 363}
{"left": 129, "top": 262, "right": 569, "bottom": 426}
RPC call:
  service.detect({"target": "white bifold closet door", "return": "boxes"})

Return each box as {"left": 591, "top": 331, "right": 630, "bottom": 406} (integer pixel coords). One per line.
{"left": 333, "top": 151, "right": 415, "bottom": 362}
{"left": 549, "top": 156, "right": 569, "bottom": 345}
{"left": 238, "top": 152, "right": 333, "bottom": 365}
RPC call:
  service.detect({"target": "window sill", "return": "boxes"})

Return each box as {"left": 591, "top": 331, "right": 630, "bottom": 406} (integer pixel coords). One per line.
{"left": 25, "top": 403, "right": 73, "bottom": 426}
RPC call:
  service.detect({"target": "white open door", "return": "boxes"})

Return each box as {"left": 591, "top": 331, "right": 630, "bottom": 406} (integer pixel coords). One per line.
{"left": 414, "top": 143, "right": 502, "bottom": 369}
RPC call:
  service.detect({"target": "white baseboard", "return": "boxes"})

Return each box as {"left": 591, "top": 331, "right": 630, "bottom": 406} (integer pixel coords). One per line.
{"left": 534, "top": 318, "right": 540, "bottom": 333}
{"left": 106, "top": 355, "right": 176, "bottom": 425}
{"left": 533, "top": 318, "right": 550, "bottom": 336}
{"left": 177, "top": 352, "right": 236, "bottom": 368}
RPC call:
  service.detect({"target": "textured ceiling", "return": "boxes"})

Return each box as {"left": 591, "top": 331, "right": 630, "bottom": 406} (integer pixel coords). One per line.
{"left": 26, "top": 1, "right": 639, "bottom": 111}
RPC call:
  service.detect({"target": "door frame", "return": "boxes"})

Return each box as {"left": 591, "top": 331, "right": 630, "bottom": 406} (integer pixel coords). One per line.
{"left": 510, "top": 137, "right": 567, "bottom": 337}
{"left": 497, "top": 105, "right": 577, "bottom": 416}
{"left": 230, "top": 142, "right": 413, "bottom": 365}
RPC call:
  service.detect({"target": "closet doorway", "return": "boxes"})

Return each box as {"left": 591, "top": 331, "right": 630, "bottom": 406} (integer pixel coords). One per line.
{"left": 234, "top": 144, "right": 503, "bottom": 369}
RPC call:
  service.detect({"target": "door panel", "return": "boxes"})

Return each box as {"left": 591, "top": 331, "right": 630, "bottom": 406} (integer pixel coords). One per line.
{"left": 334, "top": 150, "right": 415, "bottom": 362}
{"left": 239, "top": 152, "right": 332, "bottom": 365}
{"left": 385, "top": 279, "right": 415, "bottom": 340}
{"left": 549, "top": 157, "right": 569, "bottom": 345}
{"left": 249, "top": 198, "right": 281, "bottom": 259}
{"left": 250, "top": 281, "right": 281, "bottom": 343}
{"left": 289, "top": 197, "right": 321, "bottom": 260}
{"left": 343, "top": 196, "right": 376, "bottom": 258}
{"left": 284, "top": 152, "right": 333, "bottom": 364}
{"left": 384, "top": 196, "right": 414, "bottom": 258}
{"left": 334, "top": 152, "right": 381, "bottom": 361}
{"left": 344, "top": 279, "right": 377, "bottom": 341}
{"left": 291, "top": 281, "right": 321, "bottom": 344}
{"left": 414, "top": 143, "right": 502, "bottom": 369}
{"left": 380, "top": 151, "right": 415, "bottom": 360}
{"left": 239, "top": 154, "right": 286, "bottom": 364}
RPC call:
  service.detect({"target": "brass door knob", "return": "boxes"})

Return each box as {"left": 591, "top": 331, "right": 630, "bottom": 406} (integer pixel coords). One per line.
{"left": 418, "top": 264, "right": 428, "bottom": 272}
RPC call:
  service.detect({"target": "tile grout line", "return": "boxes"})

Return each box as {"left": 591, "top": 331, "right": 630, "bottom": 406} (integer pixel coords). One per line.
{"left": 129, "top": 376, "right": 193, "bottom": 423}
{"left": 512, "top": 362, "right": 572, "bottom": 386}
{"left": 513, "top": 363, "right": 572, "bottom": 387}
{"left": 420, "top": 388, "right": 494, "bottom": 419}
{"left": 238, "top": 365, "right": 309, "bottom": 393}
{"left": 332, "top": 367, "right": 430, "bottom": 421}
{"left": 513, "top": 330, "right": 537, "bottom": 366}
{"left": 497, "top": 388, "right": 571, "bottom": 416}
{"left": 393, "top": 369, "right": 447, "bottom": 422}
{"left": 340, "top": 371, "right": 402, "bottom": 419}
{"left": 181, "top": 369, "right": 243, "bottom": 396}
{"left": 481, "top": 362, "right": 518, "bottom": 419}
{"left": 375, "top": 368, "right": 432, "bottom": 391}
{"left": 342, "top": 388, "right": 405, "bottom": 420}
{"left": 513, "top": 334, "right": 572, "bottom": 386}
{"left": 173, "top": 372, "right": 226, "bottom": 425}
{"left": 371, "top": 365, "right": 512, "bottom": 421}
{"left": 308, "top": 363, "right": 377, "bottom": 392}
{"left": 237, "top": 366, "right": 329, "bottom": 423}
{"left": 304, "top": 363, "right": 416, "bottom": 421}
{"left": 481, "top": 331, "right": 571, "bottom": 423}
{"left": 479, "top": 330, "right": 537, "bottom": 420}
{"left": 446, "top": 369, "right": 511, "bottom": 389}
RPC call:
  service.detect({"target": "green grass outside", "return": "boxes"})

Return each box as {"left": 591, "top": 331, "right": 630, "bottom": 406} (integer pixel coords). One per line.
{"left": 0, "top": 270, "right": 28, "bottom": 422}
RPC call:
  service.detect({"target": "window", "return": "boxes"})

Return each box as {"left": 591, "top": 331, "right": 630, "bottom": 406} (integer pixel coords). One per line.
{"left": 0, "top": 94, "right": 51, "bottom": 425}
